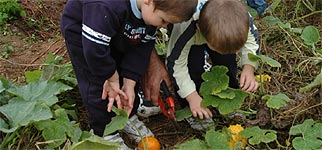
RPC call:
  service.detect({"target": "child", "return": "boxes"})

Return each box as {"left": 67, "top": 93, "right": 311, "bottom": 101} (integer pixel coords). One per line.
{"left": 60, "top": 0, "right": 197, "bottom": 147}
{"left": 165, "top": 0, "right": 260, "bottom": 130}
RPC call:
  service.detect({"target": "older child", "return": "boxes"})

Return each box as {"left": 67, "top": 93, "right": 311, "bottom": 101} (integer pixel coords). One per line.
{"left": 60, "top": 0, "right": 197, "bottom": 147}
{"left": 164, "top": 0, "right": 260, "bottom": 130}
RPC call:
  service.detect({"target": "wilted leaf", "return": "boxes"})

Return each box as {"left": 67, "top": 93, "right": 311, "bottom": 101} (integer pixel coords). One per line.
{"left": 174, "top": 139, "right": 208, "bottom": 150}
{"left": 289, "top": 119, "right": 322, "bottom": 150}
{"left": 71, "top": 135, "right": 119, "bottom": 150}
{"left": 175, "top": 107, "right": 192, "bottom": 121}
{"left": 301, "top": 26, "right": 320, "bottom": 45}
{"left": 262, "top": 93, "right": 290, "bottom": 109}
{"left": 200, "top": 66, "right": 229, "bottom": 95}
{"left": 240, "top": 126, "right": 277, "bottom": 145}
{"left": 202, "top": 89, "right": 248, "bottom": 114}
{"left": 7, "top": 80, "right": 72, "bottom": 106}
{"left": 0, "top": 97, "right": 52, "bottom": 133}
{"left": 248, "top": 54, "right": 281, "bottom": 67}
{"left": 103, "top": 107, "right": 128, "bottom": 136}
{"left": 300, "top": 69, "right": 322, "bottom": 92}
{"left": 206, "top": 129, "right": 230, "bottom": 150}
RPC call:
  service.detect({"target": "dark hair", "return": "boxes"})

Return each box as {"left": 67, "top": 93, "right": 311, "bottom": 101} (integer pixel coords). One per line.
{"left": 198, "top": 0, "right": 249, "bottom": 54}
{"left": 154, "top": 0, "right": 198, "bottom": 21}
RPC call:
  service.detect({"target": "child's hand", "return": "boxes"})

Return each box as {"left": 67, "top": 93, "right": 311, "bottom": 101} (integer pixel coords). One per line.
{"left": 102, "top": 71, "right": 128, "bottom": 112}
{"left": 121, "top": 78, "right": 136, "bottom": 116}
{"left": 186, "top": 91, "right": 213, "bottom": 119}
{"left": 240, "top": 64, "right": 259, "bottom": 92}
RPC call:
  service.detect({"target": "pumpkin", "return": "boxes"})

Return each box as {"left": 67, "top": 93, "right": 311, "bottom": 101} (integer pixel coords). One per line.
{"left": 137, "top": 136, "right": 161, "bottom": 150}
{"left": 228, "top": 124, "right": 247, "bottom": 149}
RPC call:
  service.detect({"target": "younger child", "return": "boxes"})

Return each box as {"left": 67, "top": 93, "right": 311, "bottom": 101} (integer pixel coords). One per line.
{"left": 60, "top": 0, "right": 197, "bottom": 147}
{"left": 166, "top": 0, "right": 260, "bottom": 130}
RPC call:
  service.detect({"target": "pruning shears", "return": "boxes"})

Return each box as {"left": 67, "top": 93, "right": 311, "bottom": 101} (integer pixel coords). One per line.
{"left": 158, "top": 80, "right": 176, "bottom": 120}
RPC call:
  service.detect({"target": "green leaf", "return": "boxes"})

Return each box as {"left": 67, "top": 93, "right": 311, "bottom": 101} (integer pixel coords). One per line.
{"left": 240, "top": 126, "right": 277, "bottom": 145}
{"left": 202, "top": 89, "right": 248, "bottom": 115}
{"left": 25, "top": 70, "right": 42, "bottom": 83}
{"left": 205, "top": 129, "right": 230, "bottom": 150}
{"left": 248, "top": 54, "right": 281, "bottom": 67}
{"left": 316, "top": 49, "right": 322, "bottom": 55}
{"left": 301, "top": 26, "right": 320, "bottom": 45}
{"left": 41, "top": 63, "right": 77, "bottom": 86}
{"left": 262, "top": 16, "right": 281, "bottom": 26}
{"left": 262, "top": 93, "right": 290, "bottom": 109}
{"left": 300, "top": 69, "right": 322, "bottom": 92}
{"left": 0, "top": 80, "right": 4, "bottom": 93}
{"left": 7, "top": 80, "right": 72, "bottom": 106}
{"left": 0, "top": 97, "right": 52, "bottom": 133}
{"left": 277, "top": 22, "right": 291, "bottom": 31}
{"left": 175, "top": 107, "right": 192, "bottom": 121}
{"left": 200, "top": 66, "right": 229, "bottom": 95}
{"left": 34, "top": 109, "right": 82, "bottom": 148}
{"left": 216, "top": 89, "right": 235, "bottom": 99}
{"left": 269, "top": 0, "right": 281, "bottom": 12}
{"left": 103, "top": 107, "right": 128, "bottom": 136}
{"left": 289, "top": 119, "right": 322, "bottom": 150}
{"left": 71, "top": 135, "right": 119, "bottom": 150}
{"left": 291, "top": 27, "right": 303, "bottom": 34}
{"left": 174, "top": 139, "right": 208, "bottom": 150}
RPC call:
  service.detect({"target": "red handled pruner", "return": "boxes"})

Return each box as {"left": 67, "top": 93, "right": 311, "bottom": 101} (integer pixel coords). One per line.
{"left": 158, "top": 80, "right": 176, "bottom": 120}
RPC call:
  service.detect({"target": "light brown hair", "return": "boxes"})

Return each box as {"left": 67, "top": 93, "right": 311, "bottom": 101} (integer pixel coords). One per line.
{"left": 198, "top": 0, "right": 249, "bottom": 54}
{"left": 154, "top": 0, "right": 198, "bottom": 21}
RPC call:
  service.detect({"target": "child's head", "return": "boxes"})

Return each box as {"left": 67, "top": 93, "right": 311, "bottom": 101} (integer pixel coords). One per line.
{"left": 198, "top": 0, "right": 249, "bottom": 54}
{"left": 141, "top": 0, "right": 197, "bottom": 27}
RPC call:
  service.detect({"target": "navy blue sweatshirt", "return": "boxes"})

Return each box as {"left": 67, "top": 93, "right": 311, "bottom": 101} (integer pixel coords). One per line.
{"left": 61, "top": 0, "right": 156, "bottom": 82}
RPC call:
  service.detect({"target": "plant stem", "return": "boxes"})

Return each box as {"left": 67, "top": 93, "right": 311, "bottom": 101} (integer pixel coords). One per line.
{"left": 290, "top": 10, "right": 322, "bottom": 23}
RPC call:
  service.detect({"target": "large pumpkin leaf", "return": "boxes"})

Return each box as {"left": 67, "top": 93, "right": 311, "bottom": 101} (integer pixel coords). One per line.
{"left": 202, "top": 89, "right": 248, "bottom": 114}
{"left": 0, "top": 97, "right": 52, "bottom": 133}
{"left": 240, "top": 126, "right": 277, "bottom": 145}
{"left": 175, "top": 107, "right": 192, "bottom": 121}
{"left": 34, "top": 109, "right": 82, "bottom": 148}
{"left": 262, "top": 93, "right": 290, "bottom": 109}
{"left": 289, "top": 119, "right": 322, "bottom": 150}
{"left": 248, "top": 54, "right": 281, "bottom": 67}
{"left": 7, "top": 80, "right": 72, "bottom": 106}
{"left": 200, "top": 66, "right": 229, "bottom": 96}
{"left": 206, "top": 129, "right": 230, "bottom": 150}
{"left": 103, "top": 107, "right": 128, "bottom": 136}
{"left": 174, "top": 139, "right": 208, "bottom": 150}
{"left": 72, "top": 135, "right": 119, "bottom": 150}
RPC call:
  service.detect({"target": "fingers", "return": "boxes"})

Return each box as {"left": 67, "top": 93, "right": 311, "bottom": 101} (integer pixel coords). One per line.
{"left": 107, "top": 97, "right": 115, "bottom": 112}
{"left": 240, "top": 74, "right": 259, "bottom": 92}
{"left": 241, "top": 80, "right": 259, "bottom": 92}
{"left": 191, "top": 107, "right": 213, "bottom": 120}
{"left": 150, "top": 85, "right": 160, "bottom": 106}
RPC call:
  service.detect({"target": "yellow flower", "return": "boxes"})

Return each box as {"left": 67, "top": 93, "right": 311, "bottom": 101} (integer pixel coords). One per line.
{"left": 255, "top": 74, "right": 271, "bottom": 82}
{"left": 228, "top": 124, "right": 247, "bottom": 149}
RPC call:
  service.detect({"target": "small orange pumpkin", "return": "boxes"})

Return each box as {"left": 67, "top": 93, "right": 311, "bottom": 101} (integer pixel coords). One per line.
{"left": 137, "top": 136, "right": 161, "bottom": 150}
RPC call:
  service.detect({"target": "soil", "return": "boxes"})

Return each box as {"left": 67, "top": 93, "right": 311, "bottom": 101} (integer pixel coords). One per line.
{"left": 0, "top": 0, "right": 321, "bottom": 149}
